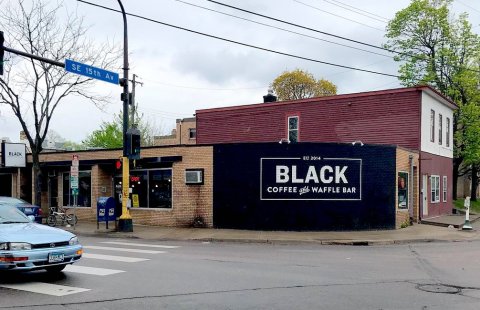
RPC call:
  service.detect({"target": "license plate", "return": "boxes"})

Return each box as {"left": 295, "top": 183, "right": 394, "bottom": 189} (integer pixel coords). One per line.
{"left": 48, "top": 252, "right": 64, "bottom": 263}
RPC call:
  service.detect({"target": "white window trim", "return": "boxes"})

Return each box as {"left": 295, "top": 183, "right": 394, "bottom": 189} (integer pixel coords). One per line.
{"left": 431, "top": 175, "right": 440, "bottom": 203}
{"left": 288, "top": 116, "right": 299, "bottom": 142}
{"left": 442, "top": 176, "right": 447, "bottom": 202}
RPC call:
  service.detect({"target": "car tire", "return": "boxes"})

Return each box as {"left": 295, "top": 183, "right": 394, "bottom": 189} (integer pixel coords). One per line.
{"left": 45, "top": 265, "right": 66, "bottom": 273}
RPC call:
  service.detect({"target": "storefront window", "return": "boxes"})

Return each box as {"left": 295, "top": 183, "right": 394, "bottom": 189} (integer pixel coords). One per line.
{"left": 62, "top": 171, "right": 91, "bottom": 207}
{"left": 130, "top": 171, "right": 148, "bottom": 208}
{"left": 114, "top": 169, "right": 172, "bottom": 209}
{"left": 149, "top": 169, "right": 172, "bottom": 208}
{"left": 398, "top": 172, "right": 408, "bottom": 209}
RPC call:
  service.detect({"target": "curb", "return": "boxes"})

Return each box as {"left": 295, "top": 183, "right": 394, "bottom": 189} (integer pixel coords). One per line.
{"left": 65, "top": 228, "right": 476, "bottom": 246}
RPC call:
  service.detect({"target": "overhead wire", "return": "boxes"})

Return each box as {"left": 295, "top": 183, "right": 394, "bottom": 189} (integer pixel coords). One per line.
{"left": 174, "top": 0, "right": 391, "bottom": 58}
{"left": 205, "top": 0, "right": 480, "bottom": 73}
{"left": 205, "top": 0, "right": 400, "bottom": 54}
{"left": 322, "top": 0, "right": 390, "bottom": 23}
{"left": 77, "top": 0, "right": 400, "bottom": 78}
{"left": 292, "top": 0, "right": 385, "bottom": 31}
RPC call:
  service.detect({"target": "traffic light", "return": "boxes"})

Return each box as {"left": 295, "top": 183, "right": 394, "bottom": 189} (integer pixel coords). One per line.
{"left": 127, "top": 128, "right": 141, "bottom": 160}
{"left": 0, "top": 31, "right": 4, "bottom": 76}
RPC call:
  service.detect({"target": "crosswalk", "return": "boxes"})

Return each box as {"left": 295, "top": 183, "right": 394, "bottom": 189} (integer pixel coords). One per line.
{"left": 0, "top": 240, "right": 181, "bottom": 297}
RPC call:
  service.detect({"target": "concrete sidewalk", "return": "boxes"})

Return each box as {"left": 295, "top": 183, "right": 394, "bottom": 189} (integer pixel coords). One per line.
{"left": 62, "top": 217, "right": 480, "bottom": 246}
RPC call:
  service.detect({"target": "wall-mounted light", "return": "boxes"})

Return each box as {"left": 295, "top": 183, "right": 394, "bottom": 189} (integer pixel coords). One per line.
{"left": 351, "top": 140, "right": 364, "bottom": 146}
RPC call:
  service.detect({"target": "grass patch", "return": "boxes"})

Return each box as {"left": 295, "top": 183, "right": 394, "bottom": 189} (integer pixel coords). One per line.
{"left": 454, "top": 199, "right": 480, "bottom": 214}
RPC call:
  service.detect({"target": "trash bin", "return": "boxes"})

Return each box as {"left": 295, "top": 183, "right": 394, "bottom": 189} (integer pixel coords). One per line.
{"left": 97, "top": 197, "right": 116, "bottom": 229}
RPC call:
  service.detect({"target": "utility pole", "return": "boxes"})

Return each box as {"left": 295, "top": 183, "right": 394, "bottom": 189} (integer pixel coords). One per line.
{"left": 130, "top": 74, "right": 143, "bottom": 127}
{"left": 117, "top": 0, "right": 133, "bottom": 232}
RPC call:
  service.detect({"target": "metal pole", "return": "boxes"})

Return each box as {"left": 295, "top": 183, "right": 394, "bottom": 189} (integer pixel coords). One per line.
{"left": 131, "top": 74, "right": 136, "bottom": 126}
{"left": 74, "top": 194, "right": 77, "bottom": 231}
{"left": 117, "top": 0, "right": 133, "bottom": 232}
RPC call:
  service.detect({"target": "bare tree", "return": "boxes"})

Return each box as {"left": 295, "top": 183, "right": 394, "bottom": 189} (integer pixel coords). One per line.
{"left": 0, "top": 0, "right": 120, "bottom": 206}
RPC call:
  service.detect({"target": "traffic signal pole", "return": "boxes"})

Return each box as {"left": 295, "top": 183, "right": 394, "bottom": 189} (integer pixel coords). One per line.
{"left": 117, "top": 0, "right": 133, "bottom": 232}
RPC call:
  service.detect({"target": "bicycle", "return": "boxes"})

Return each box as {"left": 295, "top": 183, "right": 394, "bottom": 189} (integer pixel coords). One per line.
{"left": 46, "top": 206, "right": 78, "bottom": 227}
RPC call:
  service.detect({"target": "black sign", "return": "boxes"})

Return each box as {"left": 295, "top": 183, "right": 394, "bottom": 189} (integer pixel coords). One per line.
{"left": 261, "top": 157, "right": 361, "bottom": 200}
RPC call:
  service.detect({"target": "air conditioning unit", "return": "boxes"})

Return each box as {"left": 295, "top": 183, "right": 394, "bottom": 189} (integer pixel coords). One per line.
{"left": 185, "top": 169, "right": 204, "bottom": 185}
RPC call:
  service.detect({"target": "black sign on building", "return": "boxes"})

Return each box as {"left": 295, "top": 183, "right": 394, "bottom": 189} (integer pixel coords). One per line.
{"left": 213, "top": 143, "right": 396, "bottom": 231}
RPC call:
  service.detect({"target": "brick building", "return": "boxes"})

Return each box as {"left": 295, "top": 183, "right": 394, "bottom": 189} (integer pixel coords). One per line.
{"left": 154, "top": 117, "right": 196, "bottom": 146}
{"left": 0, "top": 86, "right": 456, "bottom": 230}
{"left": 196, "top": 86, "right": 456, "bottom": 220}
{"left": 1, "top": 145, "right": 213, "bottom": 228}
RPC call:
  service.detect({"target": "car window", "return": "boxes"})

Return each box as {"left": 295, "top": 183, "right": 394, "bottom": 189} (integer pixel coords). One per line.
{"left": 0, "top": 206, "right": 30, "bottom": 223}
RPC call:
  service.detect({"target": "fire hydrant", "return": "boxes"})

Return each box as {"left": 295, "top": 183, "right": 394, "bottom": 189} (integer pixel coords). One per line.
{"left": 462, "top": 196, "right": 473, "bottom": 230}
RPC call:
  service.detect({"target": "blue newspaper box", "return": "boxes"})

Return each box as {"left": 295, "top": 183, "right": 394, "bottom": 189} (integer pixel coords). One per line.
{"left": 97, "top": 197, "right": 116, "bottom": 229}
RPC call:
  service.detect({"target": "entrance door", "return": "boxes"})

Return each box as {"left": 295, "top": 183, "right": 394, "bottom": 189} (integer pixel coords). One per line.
{"left": 49, "top": 176, "right": 58, "bottom": 208}
{"left": 0, "top": 174, "right": 12, "bottom": 196}
{"left": 422, "top": 174, "right": 428, "bottom": 216}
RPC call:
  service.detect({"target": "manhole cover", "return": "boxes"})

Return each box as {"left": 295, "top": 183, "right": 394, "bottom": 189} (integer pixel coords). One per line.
{"left": 417, "top": 284, "right": 461, "bottom": 294}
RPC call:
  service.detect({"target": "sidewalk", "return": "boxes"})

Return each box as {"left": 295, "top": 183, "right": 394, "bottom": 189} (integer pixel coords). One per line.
{"left": 62, "top": 216, "right": 480, "bottom": 246}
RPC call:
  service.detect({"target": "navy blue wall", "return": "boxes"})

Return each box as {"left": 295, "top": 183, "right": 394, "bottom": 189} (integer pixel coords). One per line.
{"left": 213, "top": 143, "right": 396, "bottom": 231}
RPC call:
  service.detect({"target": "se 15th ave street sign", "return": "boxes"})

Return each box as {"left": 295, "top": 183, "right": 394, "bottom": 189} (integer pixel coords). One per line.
{"left": 65, "top": 59, "right": 119, "bottom": 85}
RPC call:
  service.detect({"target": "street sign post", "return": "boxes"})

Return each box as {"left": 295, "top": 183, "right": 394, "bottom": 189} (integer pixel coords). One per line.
{"left": 65, "top": 59, "right": 119, "bottom": 85}
{"left": 70, "top": 154, "right": 80, "bottom": 230}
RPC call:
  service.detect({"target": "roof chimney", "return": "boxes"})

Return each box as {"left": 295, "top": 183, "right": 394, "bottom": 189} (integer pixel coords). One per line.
{"left": 263, "top": 89, "right": 277, "bottom": 103}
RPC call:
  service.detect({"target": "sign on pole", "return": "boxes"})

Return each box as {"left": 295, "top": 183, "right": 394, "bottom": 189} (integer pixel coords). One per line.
{"left": 65, "top": 59, "right": 119, "bottom": 85}
{"left": 72, "top": 154, "right": 79, "bottom": 167}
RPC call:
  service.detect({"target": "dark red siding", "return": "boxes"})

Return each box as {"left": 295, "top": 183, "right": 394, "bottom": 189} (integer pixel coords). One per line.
{"left": 420, "top": 152, "right": 453, "bottom": 218}
{"left": 197, "top": 89, "right": 422, "bottom": 150}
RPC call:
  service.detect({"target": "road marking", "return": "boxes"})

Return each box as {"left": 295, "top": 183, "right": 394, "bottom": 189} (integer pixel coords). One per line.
{"left": 64, "top": 265, "right": 125, "bottom": 276}
{"left": 82, "top": 253, "right": 150, "bottom": 262}
{"left": 0, "top": 283, "right": 90, "bottom": 296}
{"left": 84, "top": 246, "right": 165, "bottom": 254}
{"left": 101, "top": 241, "right": 180, "bottom": 249}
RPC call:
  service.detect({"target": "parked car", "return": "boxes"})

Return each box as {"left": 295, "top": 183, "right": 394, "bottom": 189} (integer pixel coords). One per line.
{"left": 0, "top": 205, "right": 82, "bottom": 273}
{"left": 0, "top": 196, "right": 43, "bottom": 223}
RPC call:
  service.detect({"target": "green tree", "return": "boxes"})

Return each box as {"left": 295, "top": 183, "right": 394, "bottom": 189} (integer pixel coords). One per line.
{"left": 83, "top": 122, "right": 123, "bottom": 149}
{"left": 271, "top": 69, "right": 337, "bottom": 101}
{"left": 83, "top": 110, "right": 161, "bottom": 148}
{"left": 385, "top": 0, "right": 480, "bottom": 199}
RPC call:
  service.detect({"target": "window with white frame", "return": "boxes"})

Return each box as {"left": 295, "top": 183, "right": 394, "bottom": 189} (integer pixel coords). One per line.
{"left": 446, "top": 117, "right": 450, "bottom": 147}
{"left": 288, "top": 116, "right": 299, "bottom": 143}
{"left": 443, "top": 176, "right": 447, "bottom": 202}
{"left": 438, "top": 114, "right": 443, "bottom": 145}
{"left": 431, "top": 175, "right": 440, "bottom": 203}
{"left": 430, "top": 110, "right": 435, "bottom": 142}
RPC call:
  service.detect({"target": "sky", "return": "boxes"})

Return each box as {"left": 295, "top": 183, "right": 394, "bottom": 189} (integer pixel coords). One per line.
{"left": 1, "top": 0, "right": 479, "bottom": 143}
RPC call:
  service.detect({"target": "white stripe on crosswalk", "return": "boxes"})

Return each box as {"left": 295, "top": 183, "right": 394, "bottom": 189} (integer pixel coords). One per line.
{"left": 101, "top": 241, "right": 180, "bottom": 249}
{"left": 0, "top": 283, "right": 90, "bottom": 296}
{"left": 83, "top": 253, "right": 150, "bottom": 262}
{"left": 65, "top": 265, "right": 125, "bottom": 276}
{"left": 84, "top": 245, "right": 165, "bottom": 254}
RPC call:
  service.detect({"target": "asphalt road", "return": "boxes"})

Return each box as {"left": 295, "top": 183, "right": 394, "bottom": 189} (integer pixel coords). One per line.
{"left": 1, "top": 236, "right": 480, "bottom": 309}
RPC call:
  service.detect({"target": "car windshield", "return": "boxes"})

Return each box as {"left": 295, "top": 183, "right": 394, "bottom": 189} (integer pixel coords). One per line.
{"left": 0, "top": 206, "right": 30, "bottom": 224}
{"left": 0, "top": 197, "right": 25, "bottom": 204}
